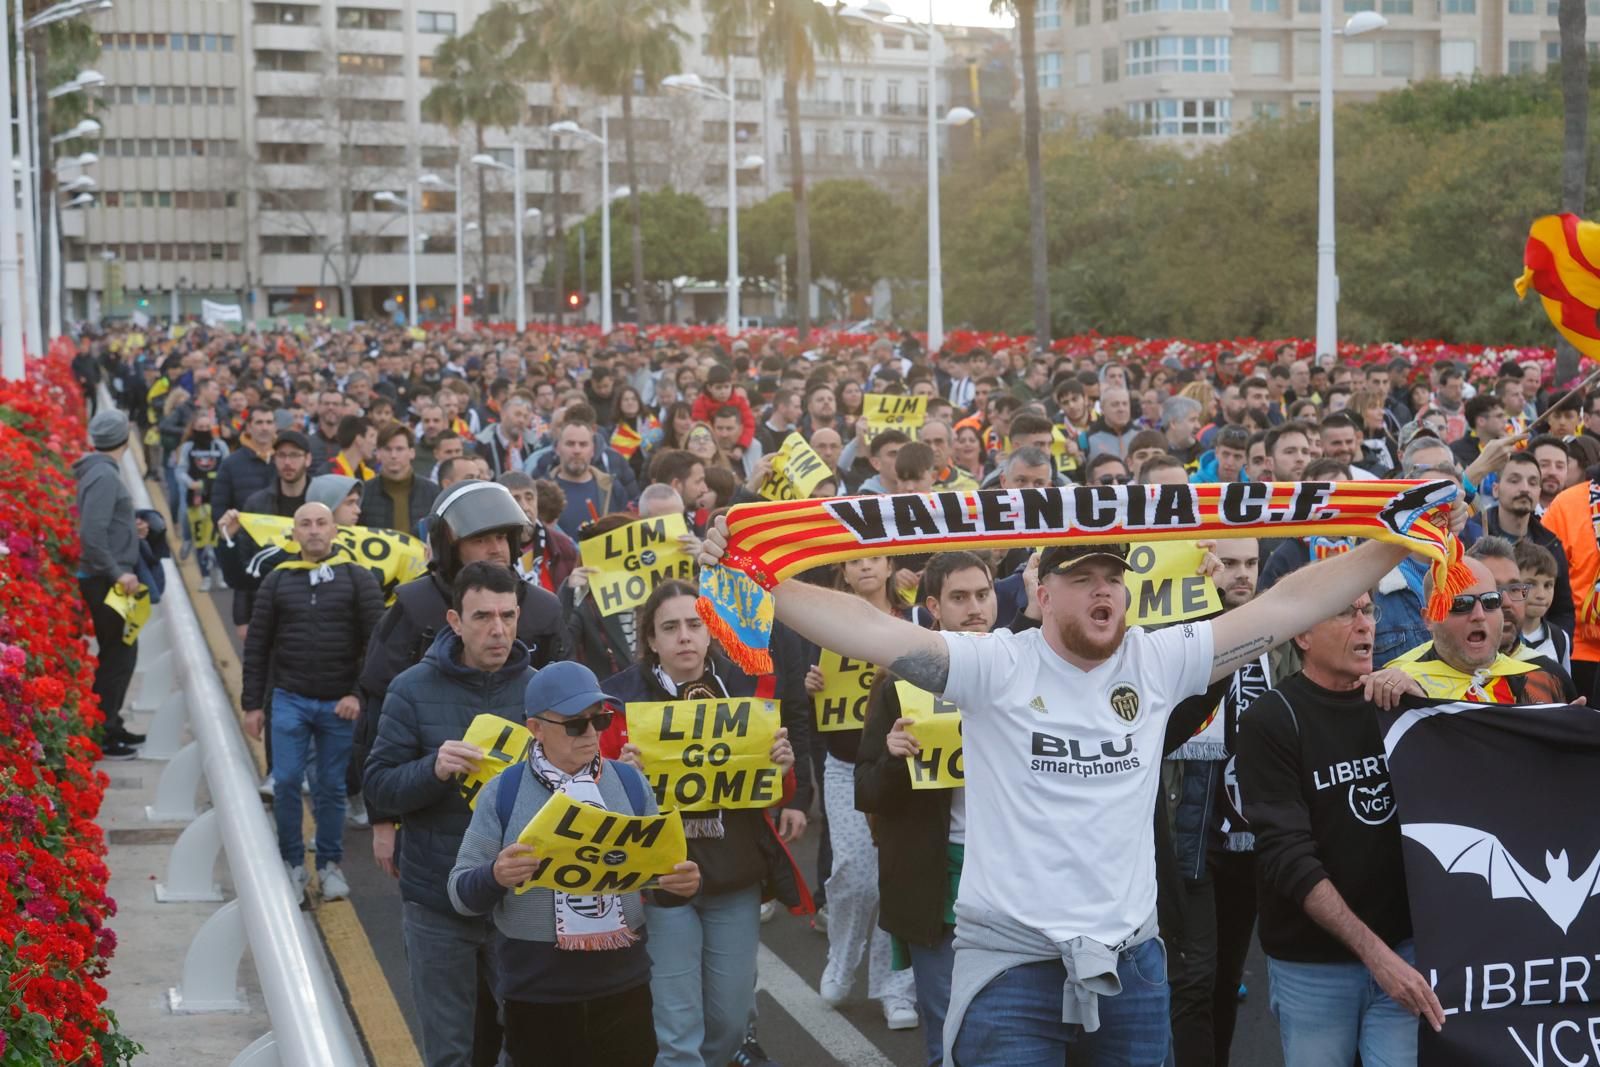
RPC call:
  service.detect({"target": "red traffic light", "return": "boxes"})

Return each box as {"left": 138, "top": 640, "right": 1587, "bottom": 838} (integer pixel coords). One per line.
{"left": 463, "top": 293, "right": 473, "bottom": 307}
{"left": 566, "top": 291, "right": 581, "bottom": 308}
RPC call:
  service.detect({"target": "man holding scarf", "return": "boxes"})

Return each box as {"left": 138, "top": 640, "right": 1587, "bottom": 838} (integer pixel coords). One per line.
{"left": 242, "top": 502, "right": 385, "bottom": 904}
{"left": 448, "top": 662, "right": 703, "bottom": 1067}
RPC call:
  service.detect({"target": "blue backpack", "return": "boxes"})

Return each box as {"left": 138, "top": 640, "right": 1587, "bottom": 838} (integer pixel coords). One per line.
{"left": 494, "top": 759, "right": 649, "bottom": 832}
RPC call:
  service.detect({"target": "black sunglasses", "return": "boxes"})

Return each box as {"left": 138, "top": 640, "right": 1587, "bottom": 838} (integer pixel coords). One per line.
{"left": 1097, "top": 474, "right": 1131, "bottom": 485}
{"left": 533, "top": 711, "right": 615, "bottom": 737}
{"left": 1447, "top": 591, "right": 1503, "bottom": 615}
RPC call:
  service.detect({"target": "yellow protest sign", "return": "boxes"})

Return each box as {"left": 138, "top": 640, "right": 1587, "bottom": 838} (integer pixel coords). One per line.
{"left": 1125, "top": 541, "right": 1221, "bottom": 626}
{"left": 628, "top": 698, "right": 782, "bottom": 812}
{"left": 513, "top": 791, "right": 687, "bottom": 895}
{"left": 863, "top": 394, "right": 928, "bottom": 430}
{"left": 458, "top": 714, "right": 533, "bottom": 809}
{"left": 895, "top": 681, "right": 964, "bottom": 790}
{"left": 814, "top": 648, "right": 876, "bottom": 733}
{"left": 757, "top": 433, "right": 832, "bottom": 502}
{"left": 578, "top": 513, "right": 694, "bottom": 617}
{"left": 236, "top": 513, "right": 428, "bottom": 603}
{"left": 104, "top": 584, "right": 152, "bottom": 645}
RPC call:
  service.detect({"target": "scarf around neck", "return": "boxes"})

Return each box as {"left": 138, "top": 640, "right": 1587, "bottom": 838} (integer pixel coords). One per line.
{"left": 697, "top": 480, "right": 1470, "bottom": 673}
{"left": 528, "top": 743, "right": 637, "bottom": 951}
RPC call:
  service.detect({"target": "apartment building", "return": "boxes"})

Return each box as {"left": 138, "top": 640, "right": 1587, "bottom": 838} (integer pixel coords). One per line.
{"left": 1027, "top": 0, "right": 1600, "bottom": 140}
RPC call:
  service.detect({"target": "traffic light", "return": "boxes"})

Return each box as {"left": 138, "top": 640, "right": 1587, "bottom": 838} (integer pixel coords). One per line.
{"left": 566, "top": 291, "right": 581, "bottom": 308}
{"left": 463, "top": 293, "right": 473, "bottom": 308}
{"left": 313, "top": 298, "right": 325, "bottom": 312}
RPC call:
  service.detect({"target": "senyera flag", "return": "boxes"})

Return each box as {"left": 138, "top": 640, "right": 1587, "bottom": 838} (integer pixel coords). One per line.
{"left": 696, "top": 479, "right": 1470, "bottom": 673}
{"left": 1517, "top": 214, "right": 1600, "bottom": 360}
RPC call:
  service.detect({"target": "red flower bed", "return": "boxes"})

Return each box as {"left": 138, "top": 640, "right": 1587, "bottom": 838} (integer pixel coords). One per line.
{"left": 0, "top": 339, "right": 139, "bottom": 1065}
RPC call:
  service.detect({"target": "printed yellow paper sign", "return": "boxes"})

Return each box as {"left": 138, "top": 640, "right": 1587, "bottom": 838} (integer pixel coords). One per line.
{"left": 236, "top": 513, "right": 428, "bottom": 603}
{"left": 512, "top": 791, "right": 686, "bottom": 895}
{"left": 629, "top": 698, "right": 782, "bottom": 812}
{"left": 104, "top": 584, "right": 152, "bottom": 645}
{"left": 895, "top": 681, "right": 964, "bottom": 790}
{"left": 578, "top": 513, "right": 694, "bottom": 617}
{"left": 863, "top": 394, "right": 928, "bottom": 430}
{"left": 1125, "top": 541, "right": 1221, "bottom": 626}
{"left": 814, "top": 649, "right": 876, "bottom": 733}
{"left": 459, "top": 714, "right": 532, "bottom": 809}
{"left": 757, "top": 433, "right": 832, "bottom": 502}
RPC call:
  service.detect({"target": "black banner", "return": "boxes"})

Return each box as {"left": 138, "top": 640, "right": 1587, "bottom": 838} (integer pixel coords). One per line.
{"left": 1380, "top": 699, "right": 1600, "bottom": 1066}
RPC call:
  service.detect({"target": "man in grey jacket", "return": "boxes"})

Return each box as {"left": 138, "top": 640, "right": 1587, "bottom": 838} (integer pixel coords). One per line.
{"left": 363, "top": 561, "right": 534, "bottom": 1067}
{"left": 74, "top": 409, "right": 143, "bottom": 760}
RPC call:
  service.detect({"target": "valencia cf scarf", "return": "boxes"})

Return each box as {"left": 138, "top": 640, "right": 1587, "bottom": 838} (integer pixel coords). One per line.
{"left": 697, "top": 480, "right": 1471, "bottom": 673}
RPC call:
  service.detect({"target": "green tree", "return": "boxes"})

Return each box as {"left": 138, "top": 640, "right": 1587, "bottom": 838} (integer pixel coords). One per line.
{"left": 556, "top": 188, "right": 722, "bottom": 316}
{"left": 992, "top": 0, "right": 1050, "bottom": 346}
{"left": 420, "top": 4, "right": 527, "bottom": 313}
{"left": 705, "top": 0, "right": 868, "bottom": 340}
{"left": 564, "top": 0, "right": 688, "bottom": 325}
{"left": 807, "top": 179, "right": 900, "bottom": 304}
{"left": 30, "top": 12, "right": 101, "bottom": 333}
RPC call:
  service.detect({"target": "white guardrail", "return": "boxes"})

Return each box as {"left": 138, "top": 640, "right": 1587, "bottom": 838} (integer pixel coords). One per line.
{"left": 102, "top": 386, "right": 363, "bottom": 1067}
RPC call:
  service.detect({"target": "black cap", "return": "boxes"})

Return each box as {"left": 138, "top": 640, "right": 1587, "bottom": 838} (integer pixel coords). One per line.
{"left": 1037, "top": 543, "right": 1130, "bottom": 577}
{"left": 272, "top": 429, "right": 312, "bottom": 454}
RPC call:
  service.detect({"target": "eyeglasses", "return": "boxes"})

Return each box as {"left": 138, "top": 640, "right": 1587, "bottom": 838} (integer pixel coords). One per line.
{"left": 1097, "top": 474, "right": 1131, "bottom": 485}
{"left": 1334, "top": 603, "right": 1381, "bottom": 622}
{"left": 1447, "top": 591, "right": 1504, "bottom": 615}
{"left": 533, "top": 712, "right": 615, "bottom": 737}
{"left": 1403, "top": 463, "right": 1461, "bottom": 480}
{"left": 1497, "top": 582, "right": 1531, "bottom": 604}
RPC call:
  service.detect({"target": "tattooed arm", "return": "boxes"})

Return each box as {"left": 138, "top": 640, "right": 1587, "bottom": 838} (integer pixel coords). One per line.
{"left": 1208, "top": 539, "right": 1408, "bottom": 684}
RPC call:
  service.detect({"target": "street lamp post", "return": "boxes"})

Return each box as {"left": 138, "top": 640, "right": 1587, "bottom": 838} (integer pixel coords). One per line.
{"left": 548, "top": 117, "right": 612, "bottom": 333}
{"left": 1317, "top": 10, "right": 1387, "bottom": 360}
{"left": 0, "top": 0, "right": 22, "bottom": 377}
{"left": 470, "top": 150, "right": 527, "bottom": 332}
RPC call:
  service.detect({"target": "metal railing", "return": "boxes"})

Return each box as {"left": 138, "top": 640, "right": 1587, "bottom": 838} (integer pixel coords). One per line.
{"left": 104, "top": 386, "right": 362, "bottom": 1067}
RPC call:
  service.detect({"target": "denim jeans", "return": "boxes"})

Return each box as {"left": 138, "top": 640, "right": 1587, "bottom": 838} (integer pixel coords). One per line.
{"left": 909, "top": 930, "right": 957, "bottom": 1067}
{"left": 270, "top": 688, "right": 353, "bottom": 869}
{"left": 951, "top": 938, "right": 1170, "bottom": 1067}
{"left": 401, "top": 900, "right": 500, "bottom": 1067}
{"left": 644, "top": 884, "right": 761, "bottom": 1067}
{"left": 1266, "top": 940, "right": 1419, "bottom": 1067}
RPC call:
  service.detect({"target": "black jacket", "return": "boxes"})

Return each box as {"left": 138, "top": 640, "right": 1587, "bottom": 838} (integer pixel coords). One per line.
{"left": 357, "top": 472, "right": 441, "bottom": 535}
{"left": 363, "top": 630, "right": 534, "bottom": 916}
{"left": 241, "top": 561, "right": 385, "bottom": 709}
{"left": 1482, "top": 507, "right": 1577, "bottom": 635}
{"left": 216, "top": 482, "right": 306, "bottom": 592}
{"left": 210, "top": 447, "right": 275, "bottom": 524}
{"left": 355, "top": 570, "right": 568, "bottom": 819}
{"left": 560, "top": 584, "right": 637, "bottom": 679}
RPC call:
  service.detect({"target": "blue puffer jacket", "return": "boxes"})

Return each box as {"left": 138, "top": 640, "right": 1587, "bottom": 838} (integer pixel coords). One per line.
{"left": 363, "top": 629, "right": 535, "bottom": 916}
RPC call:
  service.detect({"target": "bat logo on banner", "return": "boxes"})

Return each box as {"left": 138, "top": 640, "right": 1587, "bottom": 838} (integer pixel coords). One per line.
{"left": 1376, "top": 480, "right": 1458, "bottom": 536}
{"left": 1403, "top": 823, "right": 1600, "bottom": 934}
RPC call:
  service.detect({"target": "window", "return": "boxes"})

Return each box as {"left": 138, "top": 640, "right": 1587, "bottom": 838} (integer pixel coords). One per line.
{"left": 1381, "top": 0, "right": 1412, "bottom": 12}
{"left": 1508, "top": 38, "right": 1537, "bottom": 70}
{"left": 1103, "top": 45, "right": 1120, "bottom": 80}
{"left": 340, "top": 52, "right": 403, "bottom": 75}
{"left": 1104, "top": 0, "right": 1119, "bottom": 20}
{"left": 224, "top": 88, "right": 237, "bottom": 106}
{"left": 1298, "top": 0, "right": 1319, "bottom": 12}
{"left": 1443, "top": 0, "right": 1475, "bottom": 11}
{"left": 1076, "top": 50, "right": 1093, "bottom": 83}
{"left": 1509, "top": 0, "right": 1534, "bottom": 13}
{"left": 862, "top": 130, "right": 875, "bottom": 161}
{"left": 1380, "top": 39, "right": 1413, "bottom": 75}
{"left": 421, "top": 146, "right": 456, "bottom": 169}
{"left": 917, "top": 81, "right": 929, "bottom": 113}
{"left": 152, "top": 33, "right": 167, "bottom": 50}
{"left": 842, "top": 129, "right": 856, "bottom": 157}
{"left": 158, "top": 191, "right": 172, "bottom": 207}
{"left": 1125, "top": 36, "right": 1231, "bottom": 75}
{"left": 917, "top": 131, "right": 928, "bottom": 159}
{"left": 1251, "top": 38, "right": 1282, "bottom": 73}
{"left": 133, "top": 33, "right": 148, "bottom": 50}
{"left": 861, "top": 81, "right": 873, "bottom": 111}
{"left": 886, "top": 81, "right": 900, "bottom": 107}
{"left": 1037, "top": 0, "right": 1064, "bottom": 27}
{"left": 888, "top": 131, "right": 902, "bottom": 157}
{"left": 257, "top": 49, "right": 318, "bottom": 72}
{"left": 140, "top": 191, "right": 156, "bottom": 207}
{"left": 1440, "top": 38, "right": 1477, "bottom": 73}
{"left": 1296, "top": 34, "right": 1321, "bottom": 74}
{"left": 1252, "top": 99, "right": 1283, "bottom": 118}
{"left": 1127, "top": 98, "right": 1231, "bottom": 135}
{"left": 1343, "top": 40, "right": 1376, "bottom": 74}
{"left": 154, "top": 87, "right": 169, "bottom": 104}
{"left": 419, "top": 55, "right": 434, "bottom": 77}
{"left": 736, "top": 78, "right": 761, "bottom": 100}
{"left": 222, "top": 35, "right": 235, "bottom": 52}
{"left": 338, "top": 7, "right": 397, "bottom": 30}
{"left": 417, "top": 10, "right": 456, "bottom": 33}
{"left": 187, "top": 33, "right": 201, "bottom": 50}
{"left": 135, "top": 86, "right": 153, "bottom": 104}
{"left": 207, "top": 87, "right": 221, "bottom": 104}
{"left": 1039, "top": 51, "right": 1063, "bottom": 88}
{"left": 1076, "top": 0, "right": 1092, "bottom": 23}
{"left": 1549, "top": 39, "right": 1561, "bottom": 63}
{"left": 1127, "top": 0, "right": 1228, "bottom": 14}
{"left": 1252, "top": 0, "right": 1282, "bottom": 10}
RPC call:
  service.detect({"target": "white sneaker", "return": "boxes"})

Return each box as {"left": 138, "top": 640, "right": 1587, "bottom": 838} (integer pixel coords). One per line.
{"left": 198, "top": 571, "right": 214, "bottom": 592}
{"left": 214, "top": 570, "right": 229, "bottom": 589}
{"left": 883, "top": 996, "right": 919, "bottom": 1031}
{"left": 812, "top": 904, "right": 829, "bottom": 934}
{"left": 346, "top": 793, "right": 370, "bottom": 829}
{"left": 286, "top": 863, "right": 309, "bottom": 903}
{"left": 258, "top": 777, "right": 275, "bottom": 799}
{"left": 759, "top": 898, "right": 778, "bottom": 924}
{"left": 819, "top": 973, "right": 850, "bottom": 1007}
{"left": 319, "top": 863, "right": 350, "bottom": 902}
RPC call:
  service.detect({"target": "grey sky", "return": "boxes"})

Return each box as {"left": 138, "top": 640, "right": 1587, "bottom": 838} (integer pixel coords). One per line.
{"left": 904, "top": 0, "right": 1017, "bottom": 27}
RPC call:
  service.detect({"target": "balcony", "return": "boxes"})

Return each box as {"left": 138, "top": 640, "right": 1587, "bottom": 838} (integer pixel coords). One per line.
{"left": 798, "top": 99, "right": 849, "bottom": 117}
{"left": 251, "top": 22, "right": 323, "bottom": 54}
{"left": 877, "top": 102, "right": 928, "bottom": 119}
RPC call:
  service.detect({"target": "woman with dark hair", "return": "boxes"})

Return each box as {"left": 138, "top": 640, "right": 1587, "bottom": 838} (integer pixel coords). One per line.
{"left": 805, "top": 556, "right": 919, "bottom": 1030}
{"left": 661, "top": 401, "right": 697, "bottom": 452}
{"left": 609, "top": 385, "right": 660, "bottom": 479}
{"left": 601, "top": 580, "right": 813, "bottom": 1067}
{"left": 835, "top": 379, "right": 865, "bottom": 434}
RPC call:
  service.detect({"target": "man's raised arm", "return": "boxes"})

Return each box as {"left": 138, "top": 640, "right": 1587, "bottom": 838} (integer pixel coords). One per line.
{"left": 1208, "top": 540, "right": 1410, "bottom": 683}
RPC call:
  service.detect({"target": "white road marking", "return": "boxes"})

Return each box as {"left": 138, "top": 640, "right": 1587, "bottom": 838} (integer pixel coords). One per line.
{"left": 757, "top": 944, "right": 898, "bottom": 1067}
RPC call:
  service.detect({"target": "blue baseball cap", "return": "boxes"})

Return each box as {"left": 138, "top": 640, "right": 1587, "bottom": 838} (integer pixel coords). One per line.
{"left": 524, "top": 662, "right": 611, "bottom": 719}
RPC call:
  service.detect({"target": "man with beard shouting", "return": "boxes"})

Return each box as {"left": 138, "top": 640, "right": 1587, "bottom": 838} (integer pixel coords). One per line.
{"left": 699, "top": 519, "right": 1416, "bottom": 1065}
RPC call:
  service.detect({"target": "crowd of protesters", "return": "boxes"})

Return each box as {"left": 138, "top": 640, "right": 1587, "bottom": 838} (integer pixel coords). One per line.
{"left": 73, "top": 317, "right": 1600, "bottom": 1067}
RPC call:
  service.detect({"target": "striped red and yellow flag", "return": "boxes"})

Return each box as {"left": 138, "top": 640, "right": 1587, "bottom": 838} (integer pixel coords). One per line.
{"left": 610, "top": 423, "right": 642, "bottom": 459}
{"left": 1516, "top": 213, "right": 1600, "bottom": 360}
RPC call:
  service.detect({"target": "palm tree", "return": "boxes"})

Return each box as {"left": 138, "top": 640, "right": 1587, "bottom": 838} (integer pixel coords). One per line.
{"left": 706, "top": 0, "right": 868, "bottom": 343}
{"left": 993, "top": 0, "right": 1050, "bottom": 347}
{"left": 1557, "top": 0, "right": 1588, "bottom": 381}
{"left": 568, "top": 0, "right": 689, "bottom": 325}
{"left": 420, "top": 7, "right": 525, "bottom": 319}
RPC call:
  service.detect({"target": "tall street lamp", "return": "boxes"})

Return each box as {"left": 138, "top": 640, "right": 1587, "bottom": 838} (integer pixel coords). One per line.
{"left": 373, "top": 188, "right": 417, "bottom": 327}
{"left": 663, "top": 73, "right": 766, "bottom": 336}
{"left": 418, "top": 170, "right": 464, "bottom": 330}
{"left": 1316, "top": 9, "right": 1387, "bottom": 359}
{"left": 548, "top": 117, "right": 612, "bottom": 333}
{"left": 470, "top": 150, "right": 528, "bottom": 332}
{"left": 844, "top": 3, "right": 972, "bottom": 352}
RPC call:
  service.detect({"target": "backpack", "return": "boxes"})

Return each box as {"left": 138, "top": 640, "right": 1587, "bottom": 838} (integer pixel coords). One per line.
{"left": 494, "top": 759, "right": 649, "bottom": 832}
